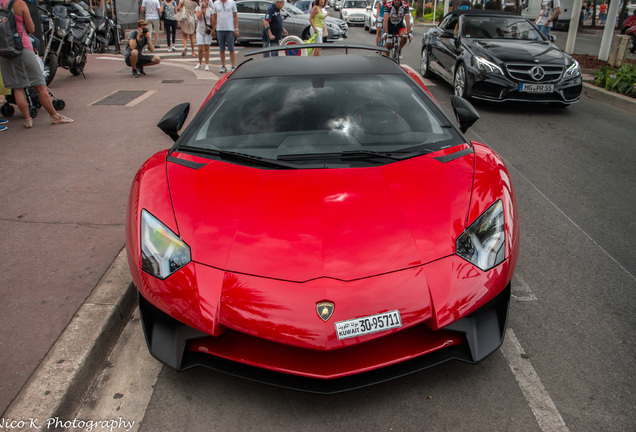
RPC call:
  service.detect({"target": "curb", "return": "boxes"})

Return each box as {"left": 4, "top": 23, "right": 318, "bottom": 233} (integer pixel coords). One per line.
{"left": 2, "top": 248, "right": 136, "bottom": 432}
{"left": 582, "top": 81, "right": 636, "bottom": 113}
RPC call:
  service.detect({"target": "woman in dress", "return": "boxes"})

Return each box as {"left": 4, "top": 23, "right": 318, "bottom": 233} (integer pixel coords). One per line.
{"left": 177, "top": 0, "right": 198, "bottom": 56}
{"left": 309, "top": 0, "right": 329, "bottom": 56}
{"left": 162, "top": 0, "right": 178, "bottom": 51}
{"left": 0, "top": 0, "right": 72, "bottom": 127}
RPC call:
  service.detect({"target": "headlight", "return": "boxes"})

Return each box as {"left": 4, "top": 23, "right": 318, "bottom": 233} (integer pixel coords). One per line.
{"left": 57, "top": 27, "right": 68, "bottom": 37}
{"left": 140, "top": 210, "right": 191, "bottom": 280}
{"left": 456, "top": 200, "right": 505, "bottom": 271}
{"left": 98, "top": 22, "right": 106, "bottom": 31}
{"left": 343, "top": 10, "right": 349, "bottom": 16}
{"left": 473, "top": 56, "right": 503, "bottom": 75}
{"left": 565, "top": 59, "right": 581, "bottom": 77}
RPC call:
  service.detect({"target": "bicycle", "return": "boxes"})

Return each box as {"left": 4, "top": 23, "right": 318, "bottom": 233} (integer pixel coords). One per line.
{"left": 383, "top": 32, "right": 411, "bottom": 64}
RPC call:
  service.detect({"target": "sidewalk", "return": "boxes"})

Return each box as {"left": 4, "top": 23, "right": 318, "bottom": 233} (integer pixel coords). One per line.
{"left": 0, "top": 40, "right": 220, "bottom": 420}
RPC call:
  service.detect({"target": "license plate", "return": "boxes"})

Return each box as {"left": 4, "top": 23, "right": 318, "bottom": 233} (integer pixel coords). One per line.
{"left": 335, "top": 310, "right": 402, "bottom": 340}
{"left": 519, "top": 83, "right": 555, "bottom": 93}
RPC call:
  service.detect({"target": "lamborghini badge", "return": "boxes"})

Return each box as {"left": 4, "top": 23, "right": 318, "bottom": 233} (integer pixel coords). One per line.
{"left": 316, "top": 301, "right": 335, "bottom": 322}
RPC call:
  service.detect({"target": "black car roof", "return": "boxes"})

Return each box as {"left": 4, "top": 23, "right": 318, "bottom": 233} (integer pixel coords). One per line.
{"left": 230, "top": 54, "right": 404, "bottom": 79}
{"left": 447, "top": 9, "right": 521, "bottom": 17}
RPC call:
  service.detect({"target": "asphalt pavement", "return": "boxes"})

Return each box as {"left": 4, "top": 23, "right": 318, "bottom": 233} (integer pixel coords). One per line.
{"left": 0, "top": 25, "right": 634, "bottom": 430}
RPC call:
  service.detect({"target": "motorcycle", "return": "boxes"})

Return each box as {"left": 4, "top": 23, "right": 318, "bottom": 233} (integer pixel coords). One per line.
{"left": 40, "top": 3, "right": 96, "bottom": 85}
{"left": 74, "top": 1, "right": 121, "bottom": 54}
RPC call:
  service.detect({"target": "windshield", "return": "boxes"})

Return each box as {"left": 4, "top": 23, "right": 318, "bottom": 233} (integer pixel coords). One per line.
{"left": 284, "top": 3, "right": 305, "bottom": 14}
{"left": 463, "top": 16, "right": 544, "bottom": 40}
{"left": 177, "top": 74, "right": 459, "bottom": 165}
{"left": 344, "top": 0, "right": 368, "bottom": 8}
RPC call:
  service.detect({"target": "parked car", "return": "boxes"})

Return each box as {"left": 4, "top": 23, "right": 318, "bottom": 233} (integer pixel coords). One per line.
{"left": 294, "top": 0, "right": 312, "bottom": 13}
{"left": 236, "top": 0, "right": 347, "bottom": 42}
{"left": 421, "top": 10, "right": 582, "bottom": 106}
{"left": 340, "top": 0, "right": 368, "bottom": 25}
{"left": 334, "top": 0, "right": 344, "bottom": 10}
{"left": 363, "top": 0, "right": 382, "bottom": 32}
{"left": 126, "top": 46, "right": 519, "bottom": 394}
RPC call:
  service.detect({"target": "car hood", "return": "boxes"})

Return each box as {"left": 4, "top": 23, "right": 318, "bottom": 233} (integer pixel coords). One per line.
{"left": 471, "top": 39, "right": 566, "bottom": 65}
{"left": 167, "top": 153, "right": 474, "bottom": 282}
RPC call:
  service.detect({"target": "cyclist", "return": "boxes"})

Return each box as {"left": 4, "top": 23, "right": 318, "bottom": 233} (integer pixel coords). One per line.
{"left": 382, "top": 0, "right": 412, "bottom": 58}
{"left": 375, "top": 0, "right": 387, "bottom": 48}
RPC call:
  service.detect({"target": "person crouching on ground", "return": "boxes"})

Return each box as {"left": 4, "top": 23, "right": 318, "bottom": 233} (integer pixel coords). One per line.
{"left": 124, "top": 20, "right": 161, "bottom": 78}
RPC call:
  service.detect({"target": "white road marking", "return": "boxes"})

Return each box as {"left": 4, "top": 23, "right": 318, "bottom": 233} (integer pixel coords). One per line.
{"left": 501, "top": 329, "right": 570, "bottom": 432}
{"left": 512, "top": 273, "right": 538, "bottom": 301}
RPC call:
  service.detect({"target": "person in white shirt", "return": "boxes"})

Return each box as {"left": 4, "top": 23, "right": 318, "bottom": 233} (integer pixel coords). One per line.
{"left": 141, "top": 0, "right": 162, "bottom": 47}
{"left": 194, "top": 0, "right": 213, "bottom": 71}
{"left": 211, "top": 0, "right": 239, "bottom": 73}
{"left": 534, "top": 0, "right": 561, "bottom": 35}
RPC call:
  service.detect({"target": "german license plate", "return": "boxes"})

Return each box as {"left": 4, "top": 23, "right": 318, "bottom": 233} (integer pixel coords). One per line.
{"left": 519, "top": 83, "right": 554, "bottom": 93}
{"left": 335, "top": 310, "right": 402, "bottom": 340}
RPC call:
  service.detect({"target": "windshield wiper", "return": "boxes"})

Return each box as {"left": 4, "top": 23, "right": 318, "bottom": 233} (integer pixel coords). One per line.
{"left": 176, "top": 145, "right": 312, "bottom": 169}
{"left": 277, "top": 150, "right": 427, "bottom": 161}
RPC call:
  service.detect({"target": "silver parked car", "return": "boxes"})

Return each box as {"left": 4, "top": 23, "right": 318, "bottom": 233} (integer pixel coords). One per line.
{"left": 364, "top": 0, "right": 382, "bottom": 32}
{"left": 340, "top": 0, "right": 368, "bottom": 25}
{"left": 236, "top": 1, "right": 348, "bottom": 42}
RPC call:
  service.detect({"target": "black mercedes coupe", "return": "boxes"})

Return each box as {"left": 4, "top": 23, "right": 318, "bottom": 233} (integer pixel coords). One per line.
{"left": 420, "top": 10, "right": 582, "bottom": 106}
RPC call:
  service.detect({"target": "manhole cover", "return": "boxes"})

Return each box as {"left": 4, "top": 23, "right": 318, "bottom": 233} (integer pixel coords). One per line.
{"left": 92, "top": 90, "right": 149, "bottom": 106}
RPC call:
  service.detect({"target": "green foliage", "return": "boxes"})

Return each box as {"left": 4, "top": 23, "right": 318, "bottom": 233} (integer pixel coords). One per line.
{"left": 593, "top": 64, "right": 636, "bottom": 98}
{"left": 422, "top": 3, "right": 445, "bottom": 20}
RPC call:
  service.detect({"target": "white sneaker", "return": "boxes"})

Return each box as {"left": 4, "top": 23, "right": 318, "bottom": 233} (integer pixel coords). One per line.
{"left": 194, "top": 63, "right": 201, "bottom": 70}
{"left": 204, "top": 64, "right": 209, "bottom": 71}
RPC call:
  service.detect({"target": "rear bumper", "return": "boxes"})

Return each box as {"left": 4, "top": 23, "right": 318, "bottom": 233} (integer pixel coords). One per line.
{"left": 138, "top": 284, "right": 510, "bottom": 394}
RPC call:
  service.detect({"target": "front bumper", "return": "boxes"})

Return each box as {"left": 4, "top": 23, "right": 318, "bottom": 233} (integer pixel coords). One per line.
{"left": 137, "top": 284, "right": 511, "bottom": 394}
{"left": 468, "top": 67, "right": 583, "bottom": 104}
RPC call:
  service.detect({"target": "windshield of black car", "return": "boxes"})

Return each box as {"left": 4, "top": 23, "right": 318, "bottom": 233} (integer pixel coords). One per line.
{"left": 463, "top": 16, "right": 543, "bottom": 40}
{"left": 177, "top": 74, "right": 460, "bottom": 163}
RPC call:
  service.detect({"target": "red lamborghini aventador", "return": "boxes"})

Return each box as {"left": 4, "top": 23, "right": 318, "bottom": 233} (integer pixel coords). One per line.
{"left": 126, "top": 48, "right": 519, "bottom": 393}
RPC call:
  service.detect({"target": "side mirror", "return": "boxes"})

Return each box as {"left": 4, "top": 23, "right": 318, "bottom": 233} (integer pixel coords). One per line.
{"left": 450, "top": 95, "right": 479, "bottom": 133}
{"left": 157, "top": 102, "right": 190, "bottom": 141}
{"left": 548, "top": 34, "right": 556, "bottom": 42}
{"left": 441, "top": 29, "right": 454, "bottom": 38}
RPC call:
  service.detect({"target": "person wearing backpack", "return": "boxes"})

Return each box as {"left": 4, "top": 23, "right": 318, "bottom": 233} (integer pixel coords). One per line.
{"left": 0, "top": 0, "right": 72, "bottom": 127}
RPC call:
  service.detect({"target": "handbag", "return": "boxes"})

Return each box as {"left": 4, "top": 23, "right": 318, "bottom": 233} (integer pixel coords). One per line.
{"left": 175, "top": 3, "right": 185, "bottom": 21}
{"left": 204, "top": 10, "right": 212, "bottom": 34}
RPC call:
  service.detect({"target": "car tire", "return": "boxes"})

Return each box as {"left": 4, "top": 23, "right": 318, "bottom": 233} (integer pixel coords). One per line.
{"left": 453, "top": 63, "right": 471, "bottom": 99}
{"left": 420, "top": 48, "right": 433, "bottom": 78}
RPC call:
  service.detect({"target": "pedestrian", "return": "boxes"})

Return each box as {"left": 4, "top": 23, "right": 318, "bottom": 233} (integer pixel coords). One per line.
{"left": 211, "top": 0, "right": 239, "bottom": 73}
{"left": 141, "top": 0, "right": 162, "bottom": 47}
{"left": 599, "top": 1, "right": 607, "bottom": 24}
{"left": 194, "top": 0, "right": 213, "bottom": 70}
{"left": 178, "top": 0, "right": 197, "bottom": 56}
{"left": 162, "top": 0, "right": 179, "bottom": 50}
{"left": 375, "top": 0, "right": 387, "bottom": 48}
{"left": 309, "top": 0, "right": 328, "bottom": 56}
{"left": 534, "top": 0, "right": 560, "bottom": 35}
{"left": 0, "top": 0, "right": 72, "bottom": 127}
{"left": 262, "top": 0, "right": 287, "bottom": 57}
{"left": 124, "top": 19, "right": 161, "bottom": 78}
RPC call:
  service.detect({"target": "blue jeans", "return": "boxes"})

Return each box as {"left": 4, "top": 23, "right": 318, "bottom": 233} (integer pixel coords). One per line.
{"left": 537, "top": 24, "right": 551, "bottom": 35}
